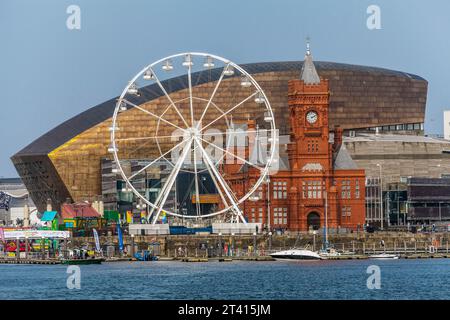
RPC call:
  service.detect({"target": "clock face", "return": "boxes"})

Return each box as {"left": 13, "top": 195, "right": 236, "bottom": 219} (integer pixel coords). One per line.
{"left": 306, "top": 111, "right": 318, "bottom": 124}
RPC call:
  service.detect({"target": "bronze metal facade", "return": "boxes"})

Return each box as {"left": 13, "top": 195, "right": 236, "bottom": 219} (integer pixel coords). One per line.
{"left": 11, "top": 61, "right": 427, "bottom": 212}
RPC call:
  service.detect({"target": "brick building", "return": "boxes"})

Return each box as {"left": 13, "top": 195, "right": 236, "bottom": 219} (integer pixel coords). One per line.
{"left": 226, "top": 45, "right": 366, "bottom": 232}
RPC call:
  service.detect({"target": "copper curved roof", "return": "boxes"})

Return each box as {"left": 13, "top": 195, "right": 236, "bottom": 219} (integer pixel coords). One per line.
{"left": 12, "top": 60, "right": 426, "bottom": 157}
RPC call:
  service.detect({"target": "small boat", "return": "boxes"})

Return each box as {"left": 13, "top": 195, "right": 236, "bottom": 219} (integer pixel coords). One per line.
{"left": 134, "top": 250, "right": 158, "bottom": 261}
{"left": 61, "top": 258, "right": 104, "bottom": 265}
{"left": 369, "top": 253, "right": 399, "bottom": 260}
{"left": 270, "top": 249, "right": 322, "bottom": 260}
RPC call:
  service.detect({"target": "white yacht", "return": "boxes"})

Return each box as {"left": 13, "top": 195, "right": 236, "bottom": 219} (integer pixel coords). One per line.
{"left": 270, "top": 249, "right": 322, "bottom": 260}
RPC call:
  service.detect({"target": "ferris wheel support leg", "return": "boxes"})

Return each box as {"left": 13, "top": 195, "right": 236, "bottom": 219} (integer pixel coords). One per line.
{"left": 147, "top": 161, "right": 181, "bottom": 222}
{"left": 151, "top": 138, "right": 193, "bottom": 225}
{"left": 146, "top": 164, "right": 176, "bottom": 222}
{"left": 200, "top": 148, "right": 230, "bottom": 212}
{"left": 195, "top": 138, "right": 247, "bottom": 225}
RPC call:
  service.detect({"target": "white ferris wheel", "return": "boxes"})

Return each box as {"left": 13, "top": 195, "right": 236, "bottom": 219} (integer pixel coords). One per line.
{"left": 110, "top": 52, "right": 277, "bottom": 225}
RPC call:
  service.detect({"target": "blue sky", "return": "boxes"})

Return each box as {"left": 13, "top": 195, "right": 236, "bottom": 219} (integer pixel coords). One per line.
{"left": 1, "top": 0, "right": 449, "bottom": 177}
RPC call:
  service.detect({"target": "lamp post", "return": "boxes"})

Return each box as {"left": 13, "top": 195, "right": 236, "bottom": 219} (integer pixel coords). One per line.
{"left": 324, "top": 190, "right": 328, "bottom": 248}
{"left": 439, "top": 202, "right": 442, "bottom": 222}
{"left": 218, "top": 232, "right": 222, "bottom": 257}
{"left": 266, "top": 177, "right": 271, "bottom": 232}
{"left": 253, "top": 232, "right": 257, "bottom": 256}
{"left": 268, "top": 231, "right": 272, "bottom": 252}
{"left": 25, "top": 236, "right": 29, "bottom": 260}
{"left": 130, "top": 234, "right": 135, "bottom": 258}
{"left": 231, "top": 233, "right": 235, "bottom": 257}
{"left": 16, "top": 237, "right": 20, "bottom": 260}
{"left": 41, "top": 236, "right": 45, "bottom": 260}
{"left": 63, "top": 234, "right": 68, "bottom": 259}
{"left": 376, "top": 163, "right": 383, "bottom": 230}
{"left": 312, "top": 230, "right": 317, "bottom": 252}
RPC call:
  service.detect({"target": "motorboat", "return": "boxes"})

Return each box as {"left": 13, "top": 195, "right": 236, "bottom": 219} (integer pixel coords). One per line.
{"left": 270, "top": 249, "right": 322, "bottom": 260}
{"left": 369, "top": 253, "right": 399, "bottom": 260}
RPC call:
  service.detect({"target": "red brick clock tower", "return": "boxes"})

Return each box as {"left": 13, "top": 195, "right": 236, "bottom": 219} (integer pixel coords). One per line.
{"left": 287, "top": 43, "right": 339, "bottom": 231}
{"left": 226, "top": 42, "right": 366, "bottom": 233}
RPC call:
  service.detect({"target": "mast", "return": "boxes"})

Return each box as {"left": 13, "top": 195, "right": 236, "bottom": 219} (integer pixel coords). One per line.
{"left": 323, "top": 191, "right": 329, "bottom": 250}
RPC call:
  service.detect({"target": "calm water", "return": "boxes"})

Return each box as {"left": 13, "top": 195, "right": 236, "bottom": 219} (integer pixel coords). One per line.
{"left": 0, "top": 259, "right": 449, "bottom": 300}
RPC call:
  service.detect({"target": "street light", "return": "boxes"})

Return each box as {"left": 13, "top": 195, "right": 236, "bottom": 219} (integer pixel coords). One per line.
{"left": 218, "top": 232, "right": 222, "bottom": 257}
{"left": 130, "top": 234, "right": 135, "bottom": 258}
{"left": 24, "top": 236, "right": 29, "bottom": 260}
{"left": 253, "top": 232, "right": 257, "bottom": 256}
{"left": 268, "top": 231, "right": 272, "bottom": 252}
{"left": 16, "top": 237, "right": 20, "bottom": 260}
{"left": 231, "top": 232, "right": 235, "bottom": 257}
{"left": 265, "top": 176, "right": 271, "bottom": 232}
{"left": 376, "top": 163, "right": 384, "bottom": 230}
{"left": 41, "top": 236, "right": 45, "bottom": 260}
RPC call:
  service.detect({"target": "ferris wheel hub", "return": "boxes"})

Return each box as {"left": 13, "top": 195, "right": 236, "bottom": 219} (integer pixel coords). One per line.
{"left": 188, "top": 127, "right": 201, "bottom": 138}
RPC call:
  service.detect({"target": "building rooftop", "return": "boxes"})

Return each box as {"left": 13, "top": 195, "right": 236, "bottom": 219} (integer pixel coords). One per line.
{"left": 345, "top": 133, "right": 450, "bottom": 144}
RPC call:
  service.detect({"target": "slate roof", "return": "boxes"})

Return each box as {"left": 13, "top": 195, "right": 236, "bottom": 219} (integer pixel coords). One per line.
{"left": 333, "top": 144, "right": 358, "bottom": 170}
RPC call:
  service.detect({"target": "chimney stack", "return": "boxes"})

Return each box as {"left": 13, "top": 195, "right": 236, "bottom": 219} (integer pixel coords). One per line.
{"left": 333, "top": 125, "right": 343, "bottom": 151}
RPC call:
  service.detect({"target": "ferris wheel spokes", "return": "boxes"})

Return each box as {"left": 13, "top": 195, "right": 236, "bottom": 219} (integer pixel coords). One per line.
{"left": 122, "top": 99, "right": 187, "bottom": 133}
{"left": 147, "top": 66, "right": 190, "bottom": 129}
{"left": 194, "top": 138, "right": 246, "bottom": 223}
{"left": 149, "top": 137, "right": 194, "bottom": 224}
{"left": 196, "top": 63, "right": 230, "bottom": 128}
{"left": 115, "top": 133, "right": 186, "bottom": 142}
{"left": 200, "top": 91, "right": 258, "bottom": 132}
{"left": 187, "top": 56, "right": 195, "bottom": 127}
{"left": 127, "top": 138, "right": 188, "bottom": 181}
{"left": 198, "top": 136, "right": 265, "bottom": 172}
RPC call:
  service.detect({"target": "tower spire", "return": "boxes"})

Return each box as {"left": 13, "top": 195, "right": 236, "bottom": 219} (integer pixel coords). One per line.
{"left": 306, "top": 36, "right": 311, "bottom": 56}
{"left": 300, "top": 37, "right": 320, "bottom": 84}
